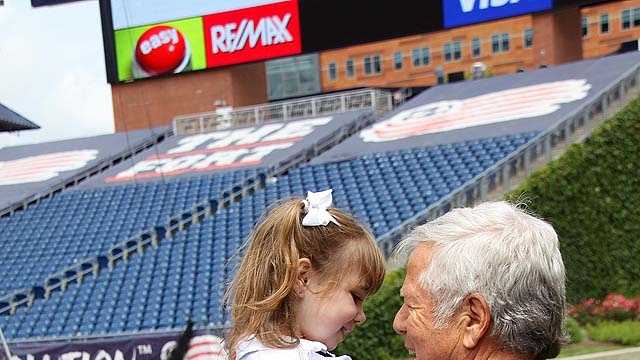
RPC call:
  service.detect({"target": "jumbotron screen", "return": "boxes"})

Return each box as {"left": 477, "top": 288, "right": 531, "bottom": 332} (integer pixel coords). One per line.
{"left": 102, "top": 0, "right": 301, "bottom": 83}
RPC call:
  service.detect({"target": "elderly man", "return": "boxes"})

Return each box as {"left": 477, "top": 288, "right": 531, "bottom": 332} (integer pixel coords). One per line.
{"left": 393, "top": 201, "right": 566, "bottom": 360}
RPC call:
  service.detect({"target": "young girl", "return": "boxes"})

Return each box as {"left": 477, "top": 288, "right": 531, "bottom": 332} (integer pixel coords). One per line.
{"left": 225, "top": 189, "right": 386, "bottom": 360}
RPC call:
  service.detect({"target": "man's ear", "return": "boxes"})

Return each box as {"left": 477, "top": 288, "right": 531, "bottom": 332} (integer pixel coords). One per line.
{"left": 457, "top": 293, "right": 491, "bottom": 349}
{"left": 295, "top": 258, "right": 313, "bottom": 297}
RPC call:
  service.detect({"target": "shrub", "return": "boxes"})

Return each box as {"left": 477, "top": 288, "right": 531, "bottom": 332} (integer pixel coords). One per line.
{"left": 565, "top": 316, "right": 586, "bottom": 344}
{"left": 506, "top": 96, "right": 640, "bottom": 303}
{"left": 569, "top": 293, "right": 639, "bottom": 324}
{"left": 586, "top": 321, "right": 640, "bottom": 346}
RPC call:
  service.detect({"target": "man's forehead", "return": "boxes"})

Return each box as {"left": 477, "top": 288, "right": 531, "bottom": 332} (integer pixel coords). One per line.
{"left": 406, "top": 243, "right": 433, "bottom": 277}
{"left": 401, "top": 244, "right": 433, "bottom": 298}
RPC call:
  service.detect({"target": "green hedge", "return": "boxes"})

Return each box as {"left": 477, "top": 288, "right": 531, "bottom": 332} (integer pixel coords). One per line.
{"left": 506, "top": 96, "right": 640, "bottom": 303}
{"left": 565, "top": 317, "right": 586, "bottom": 344}
{"left": 335, "top": 269, "right": 409, "bottom": 360}
{"left": 334, "top": 97, "right": 640, "bottom": 359}
{"left": 587, "top": 321, "right": 640, "bottom": 346}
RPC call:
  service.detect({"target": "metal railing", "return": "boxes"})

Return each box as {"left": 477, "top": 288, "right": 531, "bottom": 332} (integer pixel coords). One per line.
{"left": 376, "top": 63, "right": 640, "bottom": 257}
{"left": 173, "top": 88, "right": 393, "bottom": 135}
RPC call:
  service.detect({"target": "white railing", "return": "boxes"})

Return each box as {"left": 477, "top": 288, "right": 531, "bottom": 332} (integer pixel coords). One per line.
{"left": 173, "top": 88, "right": 393, "bottom": 135}
{"left": 376, "top": 63, "right": 640, "bottom": 257}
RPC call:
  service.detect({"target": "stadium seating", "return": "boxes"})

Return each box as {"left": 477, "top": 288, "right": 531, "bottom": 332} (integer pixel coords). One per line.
{"left": 0, "top": 169, "right": 260, "bottom": 297}
{"left": 0, "top": 131, "right": 537, "bottom": 340}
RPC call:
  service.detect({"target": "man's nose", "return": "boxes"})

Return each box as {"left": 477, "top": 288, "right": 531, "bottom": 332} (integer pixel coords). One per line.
{"left": 393, "top": 305, "right": 407, "bottom": 335}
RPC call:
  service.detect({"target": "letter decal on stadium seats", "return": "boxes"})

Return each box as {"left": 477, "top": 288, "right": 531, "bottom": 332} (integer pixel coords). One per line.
{"left": 361, "top": 79, "right": 591, "bottom": 142}
{"left": 0, "top": 150, "right": 98, "bottom": 186}
{"left": 106, "top": 118, "right": 333, "bottom": 182}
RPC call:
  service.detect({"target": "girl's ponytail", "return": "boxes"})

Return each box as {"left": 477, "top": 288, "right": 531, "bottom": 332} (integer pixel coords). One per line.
{"left": 225, "top": 199, "right": 307, "bottom": 355}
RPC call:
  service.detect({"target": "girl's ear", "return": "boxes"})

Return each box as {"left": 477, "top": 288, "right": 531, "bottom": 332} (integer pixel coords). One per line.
{"left": 295, "top": 258, "right": 313, "bottom": 297}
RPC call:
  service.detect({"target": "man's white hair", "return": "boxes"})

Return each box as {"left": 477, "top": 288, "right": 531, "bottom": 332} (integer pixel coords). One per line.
{"left": 396, "top": 201, "right": 566, "bottom": 357}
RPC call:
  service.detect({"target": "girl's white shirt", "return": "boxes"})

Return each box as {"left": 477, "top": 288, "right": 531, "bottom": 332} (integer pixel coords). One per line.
{"left": 235, "top": 336, "right": 352, "bottom": 360}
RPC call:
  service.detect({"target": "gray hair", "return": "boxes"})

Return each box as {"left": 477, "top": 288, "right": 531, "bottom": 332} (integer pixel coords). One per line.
{"left": 395, "top": 201, "right": 566, "bottom": 357}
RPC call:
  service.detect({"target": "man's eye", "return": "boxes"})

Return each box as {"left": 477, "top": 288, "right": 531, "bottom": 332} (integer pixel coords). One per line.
{"left": 352, "top": 293, "right": 363, "bottom": 302}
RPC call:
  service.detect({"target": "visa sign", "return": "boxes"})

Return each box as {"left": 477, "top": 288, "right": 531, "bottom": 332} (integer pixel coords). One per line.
{"left": 443, "top": 0, "right": 553, "bottom": 28}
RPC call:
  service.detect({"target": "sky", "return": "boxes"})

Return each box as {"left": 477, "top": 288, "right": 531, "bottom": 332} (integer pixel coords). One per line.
{"left": 0, "top": 0, "right": 114, "bottom": 149}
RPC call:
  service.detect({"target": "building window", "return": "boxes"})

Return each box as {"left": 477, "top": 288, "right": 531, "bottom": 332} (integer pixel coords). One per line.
{"left": 394, "top": 51, "right": 403, "bottom": 70}
{"left": 582, "top": 16, "right": 589, "bottom": 37}
{"left": 373, "top": 55, "right": 382, "bottom": 73}
{"left": 364, "top": 55, "right": 382, "bottom": 75}
{"left": 345, "top": 59, "right": 354, "bottom": 77}
{"left": 412, "top": 47, "right": 429, "bottom": 66}
{"left": 492, "top": 34, "right": 500, "bottom": 53}
{"left": 444, "top": 43, "right": 451, "bottom": 62}
{"left": 412, "top": 48, "right": 420, "bottom": 66}
{"left": 524, "top": 28, "right": 533, "bottom": 48}
{"left": 622, "top": 9, "right": 631, "bottom": 30}
{"left": 634, "top": 8, "right": 640, "bottom": 26}
{"left": 453, "top": 41, "right": 461, "bottom": 60}
{"left": 328, "top": 62, "right": 337, "bottom": 81}
{"left": 501, "top": 33, "right": 510, "bottom": 51}
{"left": 421, "top": 47, "right": 430, "bottom": 65}
{"left": 600, "top": 13, "right": 609, "bottom": 33}
{"left": 444, "top": 41, "right": 461, "bottom": 62}
{"left": 492, "top": 33, "right": 509, "bottom": 53}
{"left": 471, "top": 37, "right": 481, "bottom": 58}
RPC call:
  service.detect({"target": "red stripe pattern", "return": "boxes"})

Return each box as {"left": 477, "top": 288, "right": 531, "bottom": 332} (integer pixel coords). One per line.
{"left": 0, "top": 150, "right": 98, "bottom": 186}
{"left": 361, "top": 79, "right": 591, "bottom": 142}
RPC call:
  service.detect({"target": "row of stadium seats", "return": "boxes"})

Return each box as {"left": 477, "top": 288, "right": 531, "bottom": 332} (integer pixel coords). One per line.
{"left": 0, "top": 169, "right": 260, "bottom": 296}
{"left": 0, "top": 131, "right": 537, "bottom": 339}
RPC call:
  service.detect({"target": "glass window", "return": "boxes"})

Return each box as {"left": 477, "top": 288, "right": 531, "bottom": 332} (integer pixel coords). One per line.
{"left": 421, "top": 47, "right": 430, "bottom": 65}
{"left": 453, "top": 41, "right": 461, "bottom": 60}
{"left": 472, "top": 37, "right": 481, "bottom": 58}
{"left": 524, "top": 28, "right": 533, "bottom": 48}
{"left": 501, "top": 33, "right": 510, "bottom": 52}
{"left": 600, "top": 13, "right": 609, "bottom": 33}
{"left": 373, "top": 55, "right": 382, "bottom": 74}
{"left": 492, "top": 34, "right": 500, "bottom": 53}
{"left": 266, "top": 54, "right": 321, "bottom": 101}
{"left": 345, "top": 59, "right": 354, "bottom": 77}
{"left": 328, "top": 62, "right": 337, "bottom": 81}
{"left": 582, "top": 16, "right": 589, "bottom": 37}
{"left": 633, "top": 8, "right": 640, "bottom": 27}
{"left": 622, "top": 9, "right": 631, "bottom": 29}
{"left": 412, "top": 48, "right": 420, "bottom": 67}
{"left": 394, "top": 52, "right": 403, "bottom": 70}
{"left": 364, "top": 57, "right": 372, "bottom": 75}
{"left": 444, "top": 43, "right": 452, "bottom": 62}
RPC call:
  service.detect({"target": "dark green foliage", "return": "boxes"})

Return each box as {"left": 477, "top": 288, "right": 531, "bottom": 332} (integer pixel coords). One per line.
{"left": 565, "top": 316, "right": 586, "bottom": 344}
{"left": 332, "top": 98, "right": 640, "bottom": 359}
{"left": 506, "top": 97, "right": 640, "bottom": 303}
{"left": 334, "top": 269, "right": 409, "bottom": 360}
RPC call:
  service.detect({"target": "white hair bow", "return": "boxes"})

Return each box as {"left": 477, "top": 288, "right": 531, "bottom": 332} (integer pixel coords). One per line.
{"left": 302, "top": 189, "right": 340, "bottom": 227}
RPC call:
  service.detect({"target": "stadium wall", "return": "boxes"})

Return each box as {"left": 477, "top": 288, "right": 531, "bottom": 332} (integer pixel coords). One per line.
{"left": 112, "top": 62, "right": 267, "bottom": 132}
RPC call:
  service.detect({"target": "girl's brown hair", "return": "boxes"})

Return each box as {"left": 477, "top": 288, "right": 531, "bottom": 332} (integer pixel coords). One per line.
{"left": 225, "top": 197, "right": 386, "bottom": 357}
